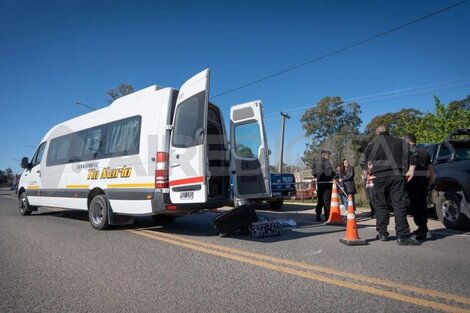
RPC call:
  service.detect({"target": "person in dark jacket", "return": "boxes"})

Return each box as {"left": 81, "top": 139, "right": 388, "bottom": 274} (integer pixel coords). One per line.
{"left": 339, "top": 159, "right": 356, "bottom": 210}
{"left": 359, "top": 125, "right": 420, "bottom": 246}
{"left": 313, "top": 150, "right": 334, "bottom": 221}
{"left": 335, "top": 164, "right": 346, "bottom": 210}
{"left": 404, "top": 134, "right": 435, "bottom": 241}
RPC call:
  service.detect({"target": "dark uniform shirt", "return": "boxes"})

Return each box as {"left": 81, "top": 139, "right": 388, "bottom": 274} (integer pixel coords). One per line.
{"left": 359, "top": 133, "right": 417, "bottom": 177}
{"left": 312, "top": 158, "right": 334, "bottom": 182}
{"left": 414, "top": 147, "right": 431, "bottom": 178}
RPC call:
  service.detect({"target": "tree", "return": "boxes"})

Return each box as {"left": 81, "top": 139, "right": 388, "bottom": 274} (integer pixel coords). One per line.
{"left": 363, "top": 108, "right": 422, "bottom": 141}
{"left": 362, "top": 96, "right": 470, "bottom": 145}
{"left": 398, "top": 96, "right": 470, "bottom": 143}
{"left": 448, "top": 94, "right": 470, "bottom": 111}
{"left": 236, "top": 144, "right": 255, "bottom": 158}
{"left": 107, "top": 83, "right": 134, "bottom": 103}
{"left": 300, "top": 96, "right": 362, "bottom": 167}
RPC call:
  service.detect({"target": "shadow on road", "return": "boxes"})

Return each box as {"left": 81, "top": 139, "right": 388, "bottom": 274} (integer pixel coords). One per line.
{"left": 29, "top": 204, "right": 468, "bottom": 244}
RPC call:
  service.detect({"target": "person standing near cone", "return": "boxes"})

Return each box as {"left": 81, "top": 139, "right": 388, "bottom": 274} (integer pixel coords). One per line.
{"left": 359, "top": 125, "right": 421, "bottom": 246}
{"left": 362, "top": 161, "right": 376, "bottom": 219}
{"left": 339, "top": 159, "right": 356, "bottom": 210}
{"left": 404, "top": 134, "right": 435, "bottom": 241}
{"left": 313, "top": 150, "right": 334, "bottom": 221}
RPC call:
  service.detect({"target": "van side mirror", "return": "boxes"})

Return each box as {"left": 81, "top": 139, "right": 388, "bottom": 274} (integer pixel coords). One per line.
{"left": 21, "top": 157, "right": 29, "bottom": 169}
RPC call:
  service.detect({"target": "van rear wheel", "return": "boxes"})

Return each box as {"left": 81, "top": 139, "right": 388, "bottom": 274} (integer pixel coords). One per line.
{"left": 89, "top": 195, "right": 110, "bottom": 230}
{"left": 19, "top": 192, "right": 36, "bottom": 216}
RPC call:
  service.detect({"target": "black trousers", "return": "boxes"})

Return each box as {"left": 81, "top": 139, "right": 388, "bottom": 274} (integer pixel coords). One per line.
{"left": 407, "top": 177, "right": 429, "bottom": 234}
{"left": 370, "top": 176, "right": 411, "bottom": 238}
{"left": 316, "top": 182, "right": 332, "bottom": 218}
{"left": 365, "top": 188, "right": 375, "bottom": 217}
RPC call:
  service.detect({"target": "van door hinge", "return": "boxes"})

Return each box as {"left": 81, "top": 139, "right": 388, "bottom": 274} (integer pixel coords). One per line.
{"left": 166, "top": 125, "right": 173, "bottom": 130}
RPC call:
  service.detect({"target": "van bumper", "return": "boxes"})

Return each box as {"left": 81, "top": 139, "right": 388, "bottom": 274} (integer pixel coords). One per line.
{"left": 152, "top": 191, "right": 229, "bottom": 214}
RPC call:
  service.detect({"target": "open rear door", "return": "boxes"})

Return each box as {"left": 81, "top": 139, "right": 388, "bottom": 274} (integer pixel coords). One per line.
{"left": 230, "top": 101, "right": 271, "bottom": 199}
{"left": 169, "top": 69, "right": 209, "bottom": 203}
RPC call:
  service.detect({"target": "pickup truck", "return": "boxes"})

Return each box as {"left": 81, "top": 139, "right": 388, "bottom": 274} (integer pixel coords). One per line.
{"left": 423, "top": 129, "right": 470, "bottom": 230}
{"left": 268, "top": 173, "right": 296, "bottom": 209}
{"left": 233, "top": 173, "right": 296, "bottom": 210}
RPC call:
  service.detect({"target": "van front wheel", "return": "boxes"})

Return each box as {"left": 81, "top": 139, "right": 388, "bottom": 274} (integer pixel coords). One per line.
{"left": 19, "top": 192, "right": 36, "bottom": 216}
{"left": 89, "top": 195, "right": 110, "bottom": 230}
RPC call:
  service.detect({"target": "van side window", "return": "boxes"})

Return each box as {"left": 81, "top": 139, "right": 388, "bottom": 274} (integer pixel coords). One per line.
{"left": 72, "top": 127, "right": 104, "bottom": 161}
{"left": 172, "top": 92, "right": 205, "bottom": 148}
{"left": 47, "top": 134, "right": 73, "bottom": 166}
{"left": 234, "top": 121, "right": 261, "bottom": 158}
{"left": 46, "top": 116, "right": 141, "bottom": 166}
{"left": 105, "top": 117, "right": 141, "bottom": 157}
{"left": 31, "top": 142, "right": 47, "bottom": 167}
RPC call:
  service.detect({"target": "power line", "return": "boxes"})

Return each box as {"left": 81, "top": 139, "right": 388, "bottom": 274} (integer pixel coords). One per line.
{"left": 75, "top": 101, "right": 97, "bottom": 111}
{"left": 263, "top": 76, "right": 470, "bottom": 118}
{"left": 211, "top": 0, "right": 469, "bottom": 99}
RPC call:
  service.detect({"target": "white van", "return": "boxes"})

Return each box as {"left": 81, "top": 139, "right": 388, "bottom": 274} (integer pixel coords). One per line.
{"left": 18, "top": 69, "right": 271, "bottom": 229}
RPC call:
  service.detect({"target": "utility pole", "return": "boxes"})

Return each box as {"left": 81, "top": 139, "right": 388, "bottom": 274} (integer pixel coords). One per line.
{"left": 279, "top": 112, "right": 290, "bottom": 173}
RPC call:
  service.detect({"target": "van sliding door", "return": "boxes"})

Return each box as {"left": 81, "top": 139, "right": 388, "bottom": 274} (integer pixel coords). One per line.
{"left": 169, "top": 69, "right": 209, "bottom": 204}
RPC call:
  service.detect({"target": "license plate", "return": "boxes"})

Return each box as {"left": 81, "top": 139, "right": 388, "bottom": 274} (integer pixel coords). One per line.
{"left": 180, "top": 191, "right": 193, "bottom": 200}
{"left": 272, "top": 192, "right": 281, "bottom": 196}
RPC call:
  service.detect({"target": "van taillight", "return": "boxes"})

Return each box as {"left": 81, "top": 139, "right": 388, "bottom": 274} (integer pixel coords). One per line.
{"left": 155, "top": 152, "right": 169, "bottom": 188}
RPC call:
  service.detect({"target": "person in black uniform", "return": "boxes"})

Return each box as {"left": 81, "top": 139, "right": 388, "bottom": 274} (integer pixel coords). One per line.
{"left": 404, "top": 134, "right": 435, "bottom": 241}
{"left": 359, "top": 125, "right": 421, "bottom": 246}
{"left": 313, "top": 150, "right": 334, "bottom": 221}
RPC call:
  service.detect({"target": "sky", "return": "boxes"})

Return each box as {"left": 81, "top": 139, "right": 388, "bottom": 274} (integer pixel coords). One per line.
{"left": 1, "top": 0, "right": 469, "bottom": 173}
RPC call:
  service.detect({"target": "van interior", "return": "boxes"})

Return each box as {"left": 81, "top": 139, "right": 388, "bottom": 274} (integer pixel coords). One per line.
{"left": 207, "top": 104, "right": 230, "bottom": 201}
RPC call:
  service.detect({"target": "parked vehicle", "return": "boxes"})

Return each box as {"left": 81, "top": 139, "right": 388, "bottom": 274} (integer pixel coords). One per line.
{"left": 269, "top": 173, "right": 296, "bottom": 209}
{"left": 295, "top": 179, "right": 316, "bottom": 200}
{"left": 233, "top": 173, "right": 296, "bottom": 210}
{"left": 18, "top": 69, "right": 271, "bottom": 230}
{"left": 423, "top": 129, "right": 470, "bottom": 230}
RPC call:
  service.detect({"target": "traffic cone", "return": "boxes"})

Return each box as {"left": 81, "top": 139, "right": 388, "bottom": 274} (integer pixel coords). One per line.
{"left": 326, "top": 180, "right": 344, "bottom": 225}
{"left": 340, "top": 194, "right": 367, "bottom": 246}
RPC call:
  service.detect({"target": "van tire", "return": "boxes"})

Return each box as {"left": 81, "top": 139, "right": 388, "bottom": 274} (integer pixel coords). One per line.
{"left": 436, "top": 192, "right": 469, "bottom": 230}
{"left": 89, "top": 195, "right": 110, "bottom": 230}
{"left": 19, "top": 192, "right": 36, "bottom": 216}
{"left": 268, "top": 200, "right": 284, "bottom": 210}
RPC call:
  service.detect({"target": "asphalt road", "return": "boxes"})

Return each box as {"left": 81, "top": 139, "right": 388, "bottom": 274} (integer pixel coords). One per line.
{"left": 1, "top": 190, "right": 469, "bottom": 313}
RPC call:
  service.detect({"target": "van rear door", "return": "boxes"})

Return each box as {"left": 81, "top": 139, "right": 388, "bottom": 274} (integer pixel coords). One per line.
{"left": 169, "top": 69, "right": 209, "bottom": 204}
{"left": 230, "top": 101, "right": 271, "bottom": 199}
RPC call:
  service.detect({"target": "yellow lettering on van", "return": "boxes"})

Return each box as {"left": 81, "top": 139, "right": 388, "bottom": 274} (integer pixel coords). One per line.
{"left": 87, "top": 169, "right": 100, "bottom": 180}
{"left": 97, "top": 166, "right": 132, "bottom": 179}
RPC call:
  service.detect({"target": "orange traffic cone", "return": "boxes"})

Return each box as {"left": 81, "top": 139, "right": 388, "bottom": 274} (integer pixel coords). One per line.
{"left": 340, "top": 194, "right": 367, "bottom": 246}
{"left": 326, "top": 180, "right": 344, "bottom": 225}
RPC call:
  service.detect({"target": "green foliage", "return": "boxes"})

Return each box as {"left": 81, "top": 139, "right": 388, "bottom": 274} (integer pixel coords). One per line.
{"left": 0, "top": 168, "right": 14, "bottom": 185}
{"left": 394, "top": 96, "right": 470, "bottom": 143}
{"left": 300, "top": 97, "right": 362, "bottom": 167}
{"left": 107, "top": 83, "right": 135, "bottom": 103}
{"left": 363, "top": 108, "right": 422, "bottom": 140}
{"left": 362, "top": 95, "right": 470, "bottom": 144}
{"left": 236, "top": 144, "right": 255, "bottom": 158}
{"left": 448, "top": 94, "right": 470, "bottom": 111}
